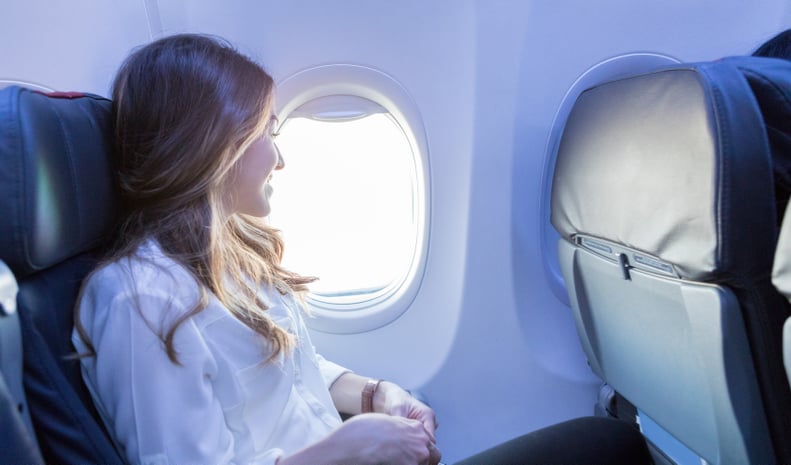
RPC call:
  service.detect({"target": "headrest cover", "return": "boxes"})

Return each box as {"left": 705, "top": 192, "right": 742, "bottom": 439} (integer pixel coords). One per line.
{"left": 0, "top": 86, "right": 117, "bottom": 278}
{"left": 552, "top": 57, "right": 791, "bottom": 281}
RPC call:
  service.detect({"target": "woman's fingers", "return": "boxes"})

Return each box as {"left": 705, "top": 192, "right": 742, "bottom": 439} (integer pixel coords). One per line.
{"left": 421, "top": 411, "right": 438, "bottom": 441}
{"left": 426, "top": 441, "right": 442, "bottom": 465}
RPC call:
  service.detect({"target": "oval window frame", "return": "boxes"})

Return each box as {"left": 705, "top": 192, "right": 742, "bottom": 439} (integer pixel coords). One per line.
{"left": 275, "top": 64, "right": 430, "bottom": 334}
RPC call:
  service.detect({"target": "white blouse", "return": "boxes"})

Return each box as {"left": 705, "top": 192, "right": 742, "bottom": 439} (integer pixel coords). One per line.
{"left": 73, "top": 241, "right": 349, "bottom": 465}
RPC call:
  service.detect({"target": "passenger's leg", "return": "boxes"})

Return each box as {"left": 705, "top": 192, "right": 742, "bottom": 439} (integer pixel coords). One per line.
{"left": 453, "top": 416, "right": 652, "bottom": 465}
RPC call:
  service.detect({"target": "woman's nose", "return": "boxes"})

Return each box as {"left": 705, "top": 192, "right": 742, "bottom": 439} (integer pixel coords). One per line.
{"left": 275, "top": 144, "right": 285, "bottom": 170}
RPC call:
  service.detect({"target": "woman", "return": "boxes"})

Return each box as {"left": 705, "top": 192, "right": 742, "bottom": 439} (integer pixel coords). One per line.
{"left": 73, "top": 33, "right": 441, "bottom": 465}
{"left": 74, "top": 33, "right": 653, "bottom": 465}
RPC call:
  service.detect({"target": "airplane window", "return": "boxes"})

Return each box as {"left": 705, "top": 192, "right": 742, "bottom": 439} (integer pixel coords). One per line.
{"left": 272, "top": 65, "right": 429, "bottom": 334}
{"left": 270, "top": 95, "right": 423, "bottom": 310}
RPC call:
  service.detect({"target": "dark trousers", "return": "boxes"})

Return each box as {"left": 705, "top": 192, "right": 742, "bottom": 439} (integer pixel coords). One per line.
{"left": 452, "top": 416, "right": 653, "bottom": 465}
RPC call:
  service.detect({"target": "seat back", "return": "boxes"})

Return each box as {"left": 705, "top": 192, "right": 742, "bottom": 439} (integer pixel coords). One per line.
{"left": 786, "top": 318, "right": 791, "bottom": 389}
{"left": 771, "top": 198, "right": 791, "bottom": 390}
{"left": 0, "top": 85, "right": 124, "bottom": 464}
{"left": 551, "top": 57, "right": 791, "bottom": 465}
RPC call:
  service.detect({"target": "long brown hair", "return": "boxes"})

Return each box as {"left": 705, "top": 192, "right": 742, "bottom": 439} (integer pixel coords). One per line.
{"left": 76, "top": 33, "right": 314, "bottom": 363}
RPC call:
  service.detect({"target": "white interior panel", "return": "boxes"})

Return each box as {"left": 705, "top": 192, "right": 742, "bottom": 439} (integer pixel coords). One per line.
{"left": 0, "top": 1, "right": 152, "bottom": 94}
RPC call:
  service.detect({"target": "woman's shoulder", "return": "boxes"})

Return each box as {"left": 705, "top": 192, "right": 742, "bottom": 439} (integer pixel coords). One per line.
{"left": 84, "top": 239, "right": 199, "bottom": 305}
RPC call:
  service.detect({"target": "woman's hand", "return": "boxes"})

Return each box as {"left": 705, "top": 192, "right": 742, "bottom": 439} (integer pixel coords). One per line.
{"left": 374, "top": 381, "right": 439, "bottom": 442}
{"left": 279, "top": 413, "right": 440, "bottom": 465}
{"left": 334, "top": 413, "right": 440, "bottom": 465}
{"left": 325, "top": 374, "right": 441, "bottom": 464}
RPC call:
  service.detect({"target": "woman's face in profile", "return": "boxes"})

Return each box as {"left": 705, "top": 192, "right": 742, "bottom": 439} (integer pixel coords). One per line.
{"left": 223, "top": 121, "right": 284, "bottom": 218}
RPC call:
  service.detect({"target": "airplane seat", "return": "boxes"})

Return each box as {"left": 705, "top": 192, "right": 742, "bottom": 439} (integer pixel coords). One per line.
{"left": 0, "top": 259, "right": 44, "bottom": 463}
{"left": 787, "top": 316, "right": 791, "bottom": 386}
{"left": 0, "top": 85, "right": 125, "bottom": 464}
{"left": 771, "top": 197, "right": 791, "bottom": 390}
{"left": 551, "top": 56, "right": 791, "bottom": 465}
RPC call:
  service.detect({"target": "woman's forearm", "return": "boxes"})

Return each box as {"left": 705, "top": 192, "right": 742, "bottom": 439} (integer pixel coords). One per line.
{"left": 276, "top": 436, "right": 344, "bottom": 465}
{"left": 329, "top": 372, "right": 397, "bottom": 415}
{"left": 277, "top": 413, "right": 436, "bottom": 465}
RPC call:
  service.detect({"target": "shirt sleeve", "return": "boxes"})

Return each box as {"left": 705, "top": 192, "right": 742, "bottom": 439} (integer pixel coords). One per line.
{"left": 315, "top": 353, "right": 351, "bottom": 389}
{"left": 285, "top": 292, "right": 351, "bottom": 390}
{"left": 79, "top": 289, "right": 284, "bottom": 465}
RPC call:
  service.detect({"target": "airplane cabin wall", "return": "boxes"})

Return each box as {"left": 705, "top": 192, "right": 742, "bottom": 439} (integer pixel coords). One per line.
{"left": 1, "top": 1, "right": 790, "bottom": 462}
{"left": 0, "top": 2, "right": 155, "bottom": 93}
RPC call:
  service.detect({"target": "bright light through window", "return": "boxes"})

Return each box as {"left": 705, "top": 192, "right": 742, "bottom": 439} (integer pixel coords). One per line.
{"left": 268, "top": 104, "right": 419, "bottom": 304}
